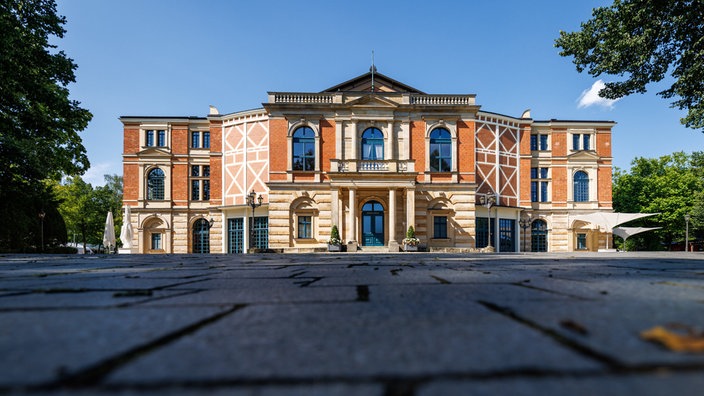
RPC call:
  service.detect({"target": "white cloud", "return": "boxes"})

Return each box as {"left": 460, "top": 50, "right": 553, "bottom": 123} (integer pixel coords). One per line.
{"left": 83, "top": 162, "right": 114, "bottom": 186}
{"left": 577, "top": 80, "right": 620, "bottom": 109}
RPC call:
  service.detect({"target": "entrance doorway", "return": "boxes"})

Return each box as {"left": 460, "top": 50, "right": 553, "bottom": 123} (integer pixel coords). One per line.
{"left": 362, "top": 201, "right": 384, "bottom": 246}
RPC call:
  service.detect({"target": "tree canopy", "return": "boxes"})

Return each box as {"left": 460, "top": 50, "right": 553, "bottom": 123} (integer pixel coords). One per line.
{"left": 54, "top": 175, "right": 123, "bottom": 252}
{"left": 555, "top": 0, "right": 704, "bottom": 131}
{"left": 0, "top": 0, "right": 92, "bottom": 250}
{"left": 613, "top": 151, "right": 704, "bottom": 250}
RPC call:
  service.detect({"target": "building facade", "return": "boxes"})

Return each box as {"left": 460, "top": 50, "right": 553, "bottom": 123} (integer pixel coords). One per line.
{"left": 121, "top": 71, "right": 615, "bottom": 253}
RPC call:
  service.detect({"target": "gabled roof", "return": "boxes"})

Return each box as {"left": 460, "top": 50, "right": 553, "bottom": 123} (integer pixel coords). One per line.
{"left": 321, "top": 70, "right": 426, "bottom": 94}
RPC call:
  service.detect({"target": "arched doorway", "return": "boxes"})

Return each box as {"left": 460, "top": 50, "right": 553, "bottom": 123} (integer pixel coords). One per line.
{"left": 531, "top": 220, "right": 548, "bottom": 252}
{"left": 362, "top": 200, "right": 384, "bottom": 246}
{"left": 193, "top": 218, "right": 210, "bottom": 253}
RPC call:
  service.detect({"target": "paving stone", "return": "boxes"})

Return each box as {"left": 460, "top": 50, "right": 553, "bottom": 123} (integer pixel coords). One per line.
{"left": 0, "top": 252, "right": 702, "bottom": 395}
{"left": 417, "top": 372, "right": 704, "bottom": 396}
{"left": 108, "top": 299, "right": 599, "bottom": 383}
{"left": 0, "top": 306, "right": 230, "bottom": 386}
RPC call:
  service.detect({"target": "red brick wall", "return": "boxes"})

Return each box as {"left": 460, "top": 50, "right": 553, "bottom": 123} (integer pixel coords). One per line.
{"left": 320, "top": 119, "right": 335, "bottom": 175}
{"left": 552, "top": 164, "right": 567, "bottom": 207}
{"left": 123, "top": 125, "right": 140, "bottom": 154}
{"left": 551, "top": 129, "right": 567, "bottom": 157}
{"left": 269, "top": 119, "right": 288, "bottom": 181}
{"left": 123, "top": 163, "right": 138, "bottom": 204}
{"left": 209, "top": 120, "right": 222, "bottom": 205}
{"left": 598, "top": 166, "right": 613, "bottom": 206}
{"left": 410, "top": 120, "right": 425, "bottom": 180}
{"left": 457, "top": 120, "right": 475, "bottom": 183}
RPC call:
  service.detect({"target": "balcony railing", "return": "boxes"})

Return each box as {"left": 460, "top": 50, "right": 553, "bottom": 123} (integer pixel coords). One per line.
{"left": 331, "top": 159, "right": 415, "bottom": 173}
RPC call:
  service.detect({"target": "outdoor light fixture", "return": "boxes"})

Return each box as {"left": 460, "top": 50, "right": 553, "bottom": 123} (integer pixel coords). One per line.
{"left": 479, "top": 193, "right": 496, "bottom": 249}
{"left": 685, "top": 214, "right": 691, "bottom": 252}
{"left": 519, "top": 213, "right": 532, "bottom": 252}
{"left": 247, "top": 190, "right": 264, "bottom": 250}
{"left": 38, "top": 211, "right": 46, "bottom": 252}
{"left": 208, "top": 218, "right": 215, "bottom": 228}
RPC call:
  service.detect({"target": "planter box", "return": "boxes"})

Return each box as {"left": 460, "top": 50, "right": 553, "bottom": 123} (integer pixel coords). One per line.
{"left": 328, "top": 244, "right": 342, "bottom": 252}
{"left": 403, "top": 244, "right": 419, "bottom": 252}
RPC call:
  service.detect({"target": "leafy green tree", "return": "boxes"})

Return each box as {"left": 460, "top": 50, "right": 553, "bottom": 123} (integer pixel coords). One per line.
{"left": 0, "top": 0, "right": 92, "bottom": 250}
{"left": 613, "top": 152, "right": 704, "bottom": 250}
{"left": 54, "top": 175, "right": 123, "bottom": 252}
{"left": 555, "top": 0, "right": 704, "bottom": 130}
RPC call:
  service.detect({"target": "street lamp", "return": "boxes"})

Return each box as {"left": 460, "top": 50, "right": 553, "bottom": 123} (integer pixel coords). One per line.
{"left": 519, "top": 213, "right": 532, "bottom": 252}
{"left": 38, "top": 211, "right": 45, "bottom": 252}
{"left": 479, "top": 193, "right": 496, "bottom": 249}
{"left": 246, "top": 190, "right": 263, "bottom": 250}
{"left": 685, "top": 214, "right": 691, "bottom": 252}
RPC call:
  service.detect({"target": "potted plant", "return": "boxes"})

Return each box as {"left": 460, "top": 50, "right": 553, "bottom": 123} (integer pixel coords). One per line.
{"left": 403, "top": 225, "right": 420, "bottom": 251}
{"left": 328, "top": 225, "right": 342, "bottom": 252}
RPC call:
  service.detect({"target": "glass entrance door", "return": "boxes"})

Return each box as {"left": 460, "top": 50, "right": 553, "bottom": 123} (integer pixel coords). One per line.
{"left": 362, "top": 201, "right": 384, "bottom": 246}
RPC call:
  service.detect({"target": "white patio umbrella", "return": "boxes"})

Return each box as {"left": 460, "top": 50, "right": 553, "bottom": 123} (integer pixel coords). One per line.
{"left": 570, "top": 212, "right": 659, "bottom": 249}
{"left": 119, "top": 206, "right": 133, "bottom": 249}
{"left": 612, "top": 227, "right": 661, "bottom": 251}
{"left": 103, "top": 211, "right": 116, "bottom": 253}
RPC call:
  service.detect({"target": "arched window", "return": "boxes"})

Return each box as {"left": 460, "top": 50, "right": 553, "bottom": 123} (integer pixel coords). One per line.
{"left": 292, "top": 127, "right": 315, "bottom": 171}
{"left": 192, "top": 218, "right": 210, "bottom": 254}
{"left": 531, "top": 220, "right": 548, "bottom": 252}
{"left": 361, "top": 128, "right": 384, "bottom": 160}
{"left": 147, "top": 168, "right": 165, "bottom": 200}
{"left": 429, "top": 128, "right": 451, "bottom": 172}
{"left": 573, "top": 171, "right": 589, "bottom": 202}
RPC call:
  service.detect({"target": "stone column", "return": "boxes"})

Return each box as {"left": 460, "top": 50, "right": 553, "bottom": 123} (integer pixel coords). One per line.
{"left": 331, "top": 188, "right": 339, "bottom": 228}
{"left": 350, "top": 120, "right": 358, "bottom": 160}
{"left": 348, "top": 188, "right": 356, "bottom": 242}
{"left": 406, "top": 188, "right": 415, "bottom": 230}
{"left": 387, "top": 121, "right": 395, "bottom": 160}
{"left": 388, "top": 188, "right": 399, "bottom": 252}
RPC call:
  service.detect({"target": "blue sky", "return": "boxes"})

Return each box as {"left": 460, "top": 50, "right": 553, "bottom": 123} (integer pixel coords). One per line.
{"left": 55, "top": 0, "right": 704, "bottom": 185}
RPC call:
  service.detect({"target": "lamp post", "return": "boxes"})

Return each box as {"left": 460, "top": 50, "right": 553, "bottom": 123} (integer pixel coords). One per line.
{"left": 38, "top": 211, "right": 46, "bottom": 252}
{"left": 519, "top": 213, "right": 532, "bottom": 252}
{"left": 246, "top": 190, "right": 263, "bottom": 251}
{"left": 479, "top": 193, "right": 496, "bottom": 249}
{"left": 685, "top": 214, "right": 691, "bottom": 252}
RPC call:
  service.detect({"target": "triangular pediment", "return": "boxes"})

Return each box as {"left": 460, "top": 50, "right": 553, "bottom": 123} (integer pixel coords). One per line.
{"left": 567, "top": 150, "right": 600, "bottom": 161}
{"left": 137, "top": 147, "right": 173, "bottom": 157}
{"left": 322, "top": 71, "right": 425, "bottom": 94}
{"left": 345, "top": 94, "right": 400, "bottom": 108}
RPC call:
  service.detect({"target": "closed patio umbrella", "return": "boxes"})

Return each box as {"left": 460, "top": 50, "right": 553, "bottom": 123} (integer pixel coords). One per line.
{"left": 103, "top": 211, "right": 116, "bottom": 253}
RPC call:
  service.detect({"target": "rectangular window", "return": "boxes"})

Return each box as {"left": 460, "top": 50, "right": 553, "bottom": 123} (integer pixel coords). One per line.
{"left": 190, "top": 165, "right": 210, "bottom": 201}
{"left": 531, "top": 181, "right": 538, "bottom": 202}
{"left": 157, "top": 130, "right": 165, "bottom": 146}
{"left": 251, "top": 216, "right": 268, "bottom": 250}
{"left": 499, "top": 219, "right": 516, "bottom": 252}
{"left": 151, "top": 233, "right": 162, "bottom": 250}
{"left": 203, "top": 132, "right": 210, "bottom": 148}
{"left": 476, "top": 217, "right": 495, "bottom": 249}
{"left": 203, "top": 180, "right": 210, "bottom": 200}
{"left": 573, "top": 133, "right": 592, "bottom": 150}
{"left": 297, "top": 216, "right": 312, "bottom": 239}
{"left": 541, "top": 181, "right": 548, "bottom": 202}
{"left": 146, "top": 130, "right": 154, "bottom": 147}
{"left": 434, "top": 216, "right": 448, "bottom": 239}
{"left": 191, "top": 180, "right": 200, "bottom": 201}
{"left": 228, "top": 218, "right": 244, "bottom": 254}
{"left": 191, "top": 132, "right": 200, "bottom": 148}
{"left": 531, "top": 134, "right": 548, "bottom": 151}
{"left": 540, "top": 168, "right": 548, "bottom": 178}
{"left": 577, "top": 233, "right": 587, "bottom": 250}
